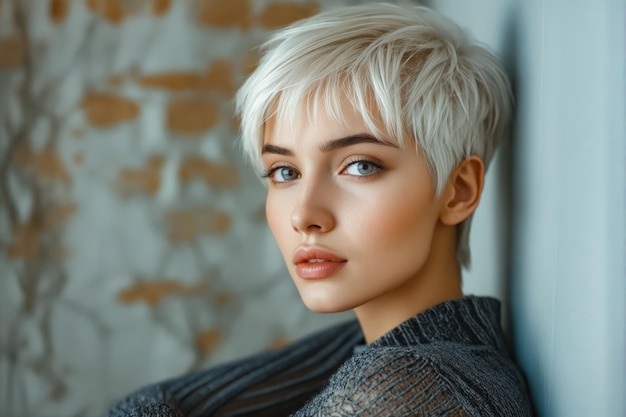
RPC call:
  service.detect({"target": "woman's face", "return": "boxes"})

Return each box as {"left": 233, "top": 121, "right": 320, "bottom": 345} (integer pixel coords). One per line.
{"left": 262, "top": 98, "right": 447, "bottom": 315}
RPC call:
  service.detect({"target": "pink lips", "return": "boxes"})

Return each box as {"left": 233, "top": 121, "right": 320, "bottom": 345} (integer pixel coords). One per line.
{"left": 292, "top": 247, "right": 347, "bottom": 279}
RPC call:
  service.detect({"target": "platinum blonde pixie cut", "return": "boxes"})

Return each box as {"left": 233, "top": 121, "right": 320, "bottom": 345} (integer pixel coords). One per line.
{"left": 235, "top": 2, "right": 513, "bottom": 268}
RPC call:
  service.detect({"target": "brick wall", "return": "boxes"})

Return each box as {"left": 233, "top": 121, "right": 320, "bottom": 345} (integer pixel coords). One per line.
{"left": 0, "top": 1, "right": 362, "bottom": 415}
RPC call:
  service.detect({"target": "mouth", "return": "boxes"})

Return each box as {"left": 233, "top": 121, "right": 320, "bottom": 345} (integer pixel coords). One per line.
{"left": 292, "top": 247, "right": 347, "bottom": 279}
{"left": 292, "top": 247, "right": 346, "bottom": 265}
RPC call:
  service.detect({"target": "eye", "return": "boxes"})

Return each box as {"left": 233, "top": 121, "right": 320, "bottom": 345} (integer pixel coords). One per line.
{"left": 343, "top": 160, "right": 381, "bottom": 177}
{"left": 262, "top": 166, "right": 300, "bottom": 183}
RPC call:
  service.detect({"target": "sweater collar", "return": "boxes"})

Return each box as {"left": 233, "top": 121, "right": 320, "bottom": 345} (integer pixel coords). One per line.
{"left": 369, "top": 296, "right": 508, "bottom": 353}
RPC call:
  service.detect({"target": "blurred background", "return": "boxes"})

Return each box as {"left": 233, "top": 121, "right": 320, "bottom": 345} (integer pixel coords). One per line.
{"left": 0, "top": 0, "right": 622, "bottom": 416}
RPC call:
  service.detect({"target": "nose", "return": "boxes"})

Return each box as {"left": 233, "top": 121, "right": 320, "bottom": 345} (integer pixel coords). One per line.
{"left": 290, "top": 182, "right": 335, "bottom": 234}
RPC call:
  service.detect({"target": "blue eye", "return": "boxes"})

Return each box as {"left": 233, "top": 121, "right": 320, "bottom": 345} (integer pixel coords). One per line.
{"left": 267, "top": 166, "right": 299, "bottom": 183}
{"left": 344, "top": 160, "right": 380, "bottom": 176}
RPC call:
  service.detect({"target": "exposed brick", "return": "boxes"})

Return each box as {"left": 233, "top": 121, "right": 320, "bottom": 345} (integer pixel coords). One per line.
{"left": 86, "top": 0, "right": 124, "bottom": 24}
{"left": 85, "top": 0, "right": 97, "bottom": 12}
{"left": 243, "top": 49, "right": 260, "bottom": 76}
{"left": 103, "top": 0, "right": 124, "bottom": 23}
{"left": 46, "top": 203, "right": 78, "bottom": 227}
{"left": 49, "top": 0, "right": 70, "bottom": 23}
{"left": 81, "top": 92, "right": 139, "bottom": 127}
{"left": 118, "top": 280, "right": 207, "bottom": 306}
{"left": 108, "top": 74, "right": 126, "bottom": 87}
{"left": 118, "top": 280, "right": 184, "bottom": 306}
{"left": 137, "top": 60, "right": 234, "bottom": 94}
{"left": 166, "top": 206, "right": 231, "bottom": 244}
{"left": 5, "top": 203, "right": 76, "bottom": 261}
{"left": 36, "top": 149, "right": 72, "bottom": 184}
{"left": 178, "top": 156, "right": 240, "bottom": 189}
{"left": 187, "top": 283, "right": 207, "bottom": 295}
{"left": 197, "top": 60, "right": 234, "bottom": 95}
{"left": 166, "top": 98, "right": 218, "bottom": 135}
{"left": 257, "top": 2, "right": 318, "bottom": 29}
{"left": 14, "top": 147, "right": 71, "bottom": 184}
{"left": 230, "top": 114, "right": 241, "bottom": 133}
{"left": 137, "top": 72, "right": 200, "bottom": 91}
{"left": 197, "top": 0, "right": 250, "bottom": 29}
{"left": 269, "top": 336, "right": 291, "bottom": 350}
{"left": 152, "top": 0, "right": 171, "bottom": 16}
{"left": 6, "top": 216, "right": 43, "bottom": 260}
{"left": 117, "top": 156, "right": 163, "bottom": 196}
{"left": 196, "top": 329, "right": 222, "bottom": 354}
{"left": 0, "top": 36, "right": 26, "bottom": 69}
{"left": 215, "top": 292, "right": 234, "bottom": 307}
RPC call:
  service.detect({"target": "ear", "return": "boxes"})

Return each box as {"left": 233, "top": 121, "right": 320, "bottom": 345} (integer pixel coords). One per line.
{"left": 439, "top": 156, "right": 485, "bottom": 226}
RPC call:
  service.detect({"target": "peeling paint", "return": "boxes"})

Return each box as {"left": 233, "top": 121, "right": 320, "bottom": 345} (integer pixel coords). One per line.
{"left": 14, "top": 147, "right": 72, "bottom": 184}
{"left": 152, "top": 0, "right": 171, "bottom": 16}
{"left": 196, "top": 329, "right": 222, "bottom": 354}
{"left": 49, "top": 0, "right": 70, "bottom": 23}
{"left": 166, "top": 206, "right": 231, "bottom": 244}
{"left": 166, "top": 98, "right": 219, "bottom": 135}
{"left": 257, "top": 2, "right": 318, "bottom": 29}
{"left": 118, "top": 280, "right": 183, "bottom": 306}
{"left": 178, "top": 156, "right": 240, "bottom": 189}
{"left": 0, "top": 36, "right": 26, "bottom": 68}
{"left": 117, "top": 157, "right": 164, "bottom": 196}
{"left": 81, "top": 92, "right": 139, "bottom": 127}
{"left": 196, "top": 0, "right": 250, "bottom": 28}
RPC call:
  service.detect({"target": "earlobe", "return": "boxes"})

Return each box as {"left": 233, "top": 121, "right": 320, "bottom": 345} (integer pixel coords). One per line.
{"left": 439, "top": 157, "right": 485, "bottom": 226}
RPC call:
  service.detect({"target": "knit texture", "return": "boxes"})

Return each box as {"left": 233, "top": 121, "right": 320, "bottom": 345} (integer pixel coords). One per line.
{"left": 105, "top": 296, "right": 534, "bottom": 416}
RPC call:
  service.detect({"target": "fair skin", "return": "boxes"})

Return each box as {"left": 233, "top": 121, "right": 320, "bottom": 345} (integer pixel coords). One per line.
{"left": 262, "top": 96, "right": 484, "bottom": 343}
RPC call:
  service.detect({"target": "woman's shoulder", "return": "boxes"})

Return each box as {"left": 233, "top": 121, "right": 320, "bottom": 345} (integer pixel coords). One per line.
{"left": 292, "top": 343, "right": 534, "bottom": 417}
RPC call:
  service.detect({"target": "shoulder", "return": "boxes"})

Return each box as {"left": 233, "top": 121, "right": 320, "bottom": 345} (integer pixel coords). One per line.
{"left": 293, "top": 344, "right": 533, "bottom": 417}
{"left": 417, "top": 343, "right": 534, "bottom": 416}
{"left": 293, "top": 347, "right": 460, "bottom": 416}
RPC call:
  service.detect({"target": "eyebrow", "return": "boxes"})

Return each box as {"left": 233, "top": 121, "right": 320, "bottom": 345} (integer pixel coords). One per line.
{"left": 261, "top": 134, "right": 396, "bottom": 156}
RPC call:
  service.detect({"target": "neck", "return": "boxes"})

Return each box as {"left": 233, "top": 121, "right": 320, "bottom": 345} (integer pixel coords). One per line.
{"left": 354, "top": 223, "right": 463, "bottom": 344}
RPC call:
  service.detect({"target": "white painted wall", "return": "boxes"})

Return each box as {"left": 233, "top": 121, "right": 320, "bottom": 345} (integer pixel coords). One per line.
{"left": 436, "top": 1, "right": 624, "bottom": 416}
{"left": 431, "top": 0, "right": 626, "bottom": 417}
{"left": 511, "top": 1, "right": 624, "bottom": 416}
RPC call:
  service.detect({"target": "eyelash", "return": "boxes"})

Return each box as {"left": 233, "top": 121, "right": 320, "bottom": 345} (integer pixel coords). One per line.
{"left": 260, "top": 165, "right": 297, "bottom": 184}
{"left": 341, "top": 157, "right": 385, "bottom": 178}
{"left": 261, "top": 157, "right": 385, "bottom": 185}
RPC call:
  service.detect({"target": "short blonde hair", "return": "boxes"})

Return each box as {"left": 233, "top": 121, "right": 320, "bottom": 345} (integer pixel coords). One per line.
{"left": 235, "top": 2, "right": 513, "bottom": 268}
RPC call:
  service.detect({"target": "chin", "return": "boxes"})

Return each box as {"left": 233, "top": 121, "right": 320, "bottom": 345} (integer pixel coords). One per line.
{"left": 299, "top": 293, "right": 353, "bottom": 314}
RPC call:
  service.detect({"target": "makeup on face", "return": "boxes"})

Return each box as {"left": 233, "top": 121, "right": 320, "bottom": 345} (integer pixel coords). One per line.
{"left": 262, "top": 95, "right": 457, "bottom": 337}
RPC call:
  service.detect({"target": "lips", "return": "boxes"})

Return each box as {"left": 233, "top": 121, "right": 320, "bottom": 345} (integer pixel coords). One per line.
{"left": 292, "top": 247, "right": 347, "bottom": 279}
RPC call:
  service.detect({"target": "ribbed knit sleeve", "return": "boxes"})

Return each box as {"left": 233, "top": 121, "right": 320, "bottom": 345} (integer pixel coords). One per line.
{"left": 105, "top": 320, "right": 363, "bottom": 417}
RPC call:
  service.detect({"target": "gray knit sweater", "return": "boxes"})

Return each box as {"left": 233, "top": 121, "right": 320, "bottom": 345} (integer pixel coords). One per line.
{"left": 106, "top": 296, "right": 534, "bottom": 416}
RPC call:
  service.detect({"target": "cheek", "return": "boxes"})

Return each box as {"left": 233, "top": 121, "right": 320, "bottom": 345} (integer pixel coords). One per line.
{"left": 351, "top": 189, "right": 439, "bottom": 253}
{"left": 265, "top": 192, "right": 291, "bottom": 246}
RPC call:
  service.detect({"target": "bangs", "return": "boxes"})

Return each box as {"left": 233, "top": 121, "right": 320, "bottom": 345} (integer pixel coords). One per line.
{"left": 268, "top": 76, "right": 406, "bottom": 152}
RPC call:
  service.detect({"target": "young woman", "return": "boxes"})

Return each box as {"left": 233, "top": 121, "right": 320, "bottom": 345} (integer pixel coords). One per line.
{"left": 108, "top": 3, "right": 533, "bottom": 416}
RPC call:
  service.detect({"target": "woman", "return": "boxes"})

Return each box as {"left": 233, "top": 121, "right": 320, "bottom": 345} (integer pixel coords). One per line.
{"left": 108, "top": 3, "right": 533, "bottom": 416}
